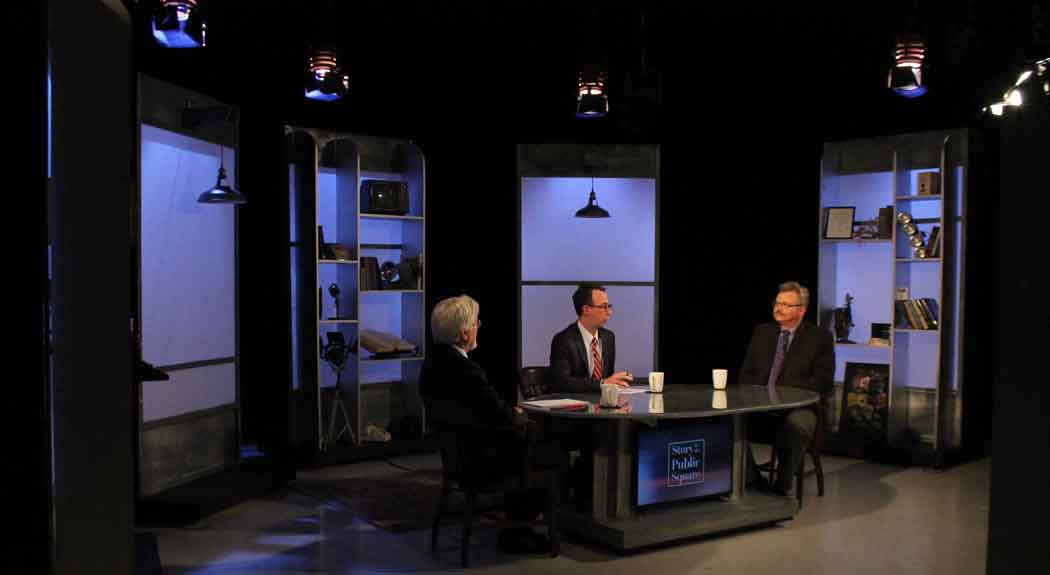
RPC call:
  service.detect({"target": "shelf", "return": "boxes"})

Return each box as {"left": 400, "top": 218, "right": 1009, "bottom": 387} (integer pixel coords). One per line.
{"left": 895, "top": 195, "right": 942, "bottom": 202}
{"left": 361, "top": 355, "right": 424, "bottom": 363}
{"left": 318, "top": 259, "right": 358, "bottom": 265}
{"left": 361, "top": 289, "right": 423, "bottom": 294}
{"left": 360, "top": 243, "right": 403, "bottom": 250}
{"left": 320, "top": 319, "right": 358, "bottom": 324}
{"left": 822, "top": 238, "right": 891, "bottom": 244}
{"left": 896, "top": 258, "right": 942, "bottom": 263}
{"left": 893, "top": 328, "right": 939, "bottom": 333}
{"left": 835, "top": 342, "right": 891, "bottom": 349}
{"left": 361, "top": 170, "right": 406, "bottom": 181}
{"left": 361, "top": 214, "right": 423, "bottom": 221}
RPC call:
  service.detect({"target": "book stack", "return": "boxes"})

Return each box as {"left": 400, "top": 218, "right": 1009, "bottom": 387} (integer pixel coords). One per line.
{"left": 894, "top": 298, "right": 940, "bottom": 330}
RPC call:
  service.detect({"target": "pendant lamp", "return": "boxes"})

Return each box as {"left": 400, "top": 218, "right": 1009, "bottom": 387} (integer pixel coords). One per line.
{"left": 574, "top": 177, "right": 610, "bottom": 218}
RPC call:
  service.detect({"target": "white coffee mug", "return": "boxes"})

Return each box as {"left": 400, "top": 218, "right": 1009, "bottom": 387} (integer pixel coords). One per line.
{"left": 712, "top": 390, "right": 727, "bottom": 410}
{"left": 649, "top": 393, "right": 664, "bottom": 414}
{"left": 712, "top": 368, "right": 728, "bottom": 390}
{"left": 648, "top": 371, "right": 665, "bottom": 393}
{"left": 600, "top": 383, "right": 620, "bottom": 407}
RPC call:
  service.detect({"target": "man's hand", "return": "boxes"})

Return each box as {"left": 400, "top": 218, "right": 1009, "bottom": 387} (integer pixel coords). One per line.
{"left": 604, "top": 371, "right": 633, "bottom": 388}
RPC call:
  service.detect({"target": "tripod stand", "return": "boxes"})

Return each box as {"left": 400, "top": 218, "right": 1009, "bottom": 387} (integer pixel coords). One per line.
{"left": 321, "top": 332, "right": 356, "bottom": 450}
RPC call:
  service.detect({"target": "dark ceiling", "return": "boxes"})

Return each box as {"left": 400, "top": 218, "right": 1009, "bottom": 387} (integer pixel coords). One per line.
{"left": 127, "top": 1, "right": 1048, "bottom": 142}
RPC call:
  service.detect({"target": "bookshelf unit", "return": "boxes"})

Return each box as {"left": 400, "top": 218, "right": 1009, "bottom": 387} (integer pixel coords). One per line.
{"left": 287, "top": 128, "right": 427, "bottom": 464}
{"left": 818, "top": 129, "right": 967, "bottom": 465}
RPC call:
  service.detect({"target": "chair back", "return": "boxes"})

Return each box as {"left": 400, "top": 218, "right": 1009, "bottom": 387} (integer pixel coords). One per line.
{"left": 519, "top": 366, "right": 549, "bottom": 399}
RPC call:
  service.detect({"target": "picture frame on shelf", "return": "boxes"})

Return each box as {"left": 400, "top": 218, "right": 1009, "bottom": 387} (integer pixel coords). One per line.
{"left": 823, "top": 206, "right": 855, "bottom": 239}
{"left": 838, "top": 362, "right": 890, "bottom": 444}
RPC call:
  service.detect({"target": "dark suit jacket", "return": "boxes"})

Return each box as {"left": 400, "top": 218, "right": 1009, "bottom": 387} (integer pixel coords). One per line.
{"left": 548, "top": 322, "right": 616, "bottom": 393}
{"left": 738, "top": 321, "right": 835, "bottom": 403}
{"left": 420, "top": 344, "right": 525, "bottom": 431}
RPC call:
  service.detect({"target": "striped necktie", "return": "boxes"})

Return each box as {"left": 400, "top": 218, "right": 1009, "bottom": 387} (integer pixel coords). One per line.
{"left": 591, "top": 337, "right": 602, "bottom": 381}
{"left": 767, "top": 330, "right": 790, "bottom": 388}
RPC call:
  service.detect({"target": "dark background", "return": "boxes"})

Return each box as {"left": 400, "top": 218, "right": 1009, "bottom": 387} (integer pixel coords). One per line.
{"left": 12, "top": 2, "right": 1048, "bottom": 573}
{"left": 122, "top": 1, "right": 1037, "bottom": 449}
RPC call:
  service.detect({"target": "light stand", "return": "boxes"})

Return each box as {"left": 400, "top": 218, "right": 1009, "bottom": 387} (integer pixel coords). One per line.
{"left": 321, "top": 331, "right": 356, "bottom": 449}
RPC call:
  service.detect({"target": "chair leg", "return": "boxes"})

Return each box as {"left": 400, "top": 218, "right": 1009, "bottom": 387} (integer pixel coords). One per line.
{"left": 461, "top": 492, "right": 476, "bottom": 568}
{"left": 431, "top": 485, "right": 450, "bottom": 552}
{"left": 796, "top": 456, "right": 805, "bottom": 509}
{"left": 547, "top": 483, "right": 560, "bottom": 557}
{"left": 812, "top": 451, "right": 825, "bottom": 497}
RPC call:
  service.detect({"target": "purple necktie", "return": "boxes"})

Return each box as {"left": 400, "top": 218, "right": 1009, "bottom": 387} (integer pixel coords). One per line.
{"left": 767, "top": 330, "right": 790, "bottom": 388}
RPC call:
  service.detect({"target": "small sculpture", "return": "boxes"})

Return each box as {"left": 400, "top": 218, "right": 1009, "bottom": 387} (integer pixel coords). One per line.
{"left": 834, "top": 292, "right": 855, "bottom": 343}
{"left": 328, "top": 283, "right": 342, "bottom": 319}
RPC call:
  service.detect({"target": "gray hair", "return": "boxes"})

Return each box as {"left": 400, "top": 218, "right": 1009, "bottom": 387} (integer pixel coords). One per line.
{"left": 778, "top": 281, "right": 810, "bottom": 308}
{"left": 431, "top": 295, "right": 480, "bottom": 345}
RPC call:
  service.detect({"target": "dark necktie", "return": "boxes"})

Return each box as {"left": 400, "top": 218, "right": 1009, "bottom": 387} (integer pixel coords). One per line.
{"left": 591, "top": 338, "right": 602, "bottom": 381}
{"left": 767, "top": 330, "right": 790, "bottom": 388}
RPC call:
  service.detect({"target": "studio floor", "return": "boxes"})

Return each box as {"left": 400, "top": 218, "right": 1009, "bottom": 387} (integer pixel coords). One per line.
{"left": 152, "top": 447, "right": 989, "bottom": 574}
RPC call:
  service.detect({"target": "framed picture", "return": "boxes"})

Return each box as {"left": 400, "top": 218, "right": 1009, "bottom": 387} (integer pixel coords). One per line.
{"left": 327, "top": 244, "right": 353, "bottom": 261}
{"left": 823, "top": 206, "right": 856, "bottom": 239}
{"left": 838, "top": 362, "right": 890, "bottom": 444}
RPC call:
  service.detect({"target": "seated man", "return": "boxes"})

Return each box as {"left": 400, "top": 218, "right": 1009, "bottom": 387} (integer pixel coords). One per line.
{"left": 420, "top": 295, "right": 561, "bottom": 554}
{"left": 738, "top": 281, "right": 834, "bottom": 495}
{"left": 548, "top": 283, "right": 633, "bottom": 393}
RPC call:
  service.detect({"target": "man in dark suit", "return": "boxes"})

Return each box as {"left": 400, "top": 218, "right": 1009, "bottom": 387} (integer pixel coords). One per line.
{"left": 739, "top": 281, "right": 834, "bottom": 495}
{"left": 420, "top": 295, "right": 560, "bottom": 555}
{"left": 548, "top": 283, "right": 633, "bottom": 393}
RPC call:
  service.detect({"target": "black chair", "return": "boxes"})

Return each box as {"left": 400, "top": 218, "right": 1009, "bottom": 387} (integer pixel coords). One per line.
{"left": 758, "top": 406, "right": 826, "bottom": 508}
{"left": 431, "top": 421, "right": 560, "bottom": 567}
{"left": 519, "top": 366, "right": 549, "bottom": 400}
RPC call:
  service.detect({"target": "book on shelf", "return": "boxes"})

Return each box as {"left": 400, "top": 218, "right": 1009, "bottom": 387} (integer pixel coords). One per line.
{"left": 894, "top": 298, "right": 940, "bottom": 329}
{"left": 926, "top": 226, "right": 941, "bottom": 258}
{"left": 894, "top": 301, "right": 910, "bottom": 329}
{"left": 360, "top": 257, "right": 381, "bottom": 290}
{"left": 918, "top": 298, "right": 939, "bottom": 328}
{"left": 906, "top": 299, "right": 926, "bottom": 329}
{"left": 895, "top": 287, "right": 909, "bottom": 301}
{"left": 878, "top": 206, "right": 894, "bottom": 239}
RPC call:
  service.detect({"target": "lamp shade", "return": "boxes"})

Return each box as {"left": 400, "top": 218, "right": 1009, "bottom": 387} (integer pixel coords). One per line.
{"left": 198, "top": 157, "right": 245, "bottom": 204}
{"left": 574, "top": 178, "right": 610, "bottom": 218}
{"left": 305, "top": 48, "right": 349, "bottom": 102}
{"left": 888, "top": 34, "right": 927, "bottom": 98}
{"left": 576, "top": 73, "right": 609, "bottom": 118}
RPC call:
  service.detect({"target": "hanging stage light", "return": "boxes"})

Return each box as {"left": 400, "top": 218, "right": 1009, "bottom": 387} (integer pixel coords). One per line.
{"left": 305, "top": 47, "right": 350, "bottom": 102}
{"left": 574, "top": 177, "right": 611, "bottom": 218}
{"left": 888, "top": 34, "right": 927, "bottom": 98}
{"left": 198, "top": 143, "right": 246, "bottom": 204}
{"left": 576, "top": 72, "right": 609, "bottom": 118}
{"left": 982, "top": 57, "right": 1050, "bottom": 116}
{"left": 152, "top": 0, "right": 206, "bottom": 49}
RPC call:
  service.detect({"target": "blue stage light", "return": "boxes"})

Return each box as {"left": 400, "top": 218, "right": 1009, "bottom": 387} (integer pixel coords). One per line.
{"left": 151, "top": 0, "right": 206, "bottom": 49}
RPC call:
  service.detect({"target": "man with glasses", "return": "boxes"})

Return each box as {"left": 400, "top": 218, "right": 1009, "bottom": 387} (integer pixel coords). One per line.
{"left": 739, "top": 281, "right": 834, "bottom": 496}
{"left": 549, "top": 283, "right": 633, "bottom": 393}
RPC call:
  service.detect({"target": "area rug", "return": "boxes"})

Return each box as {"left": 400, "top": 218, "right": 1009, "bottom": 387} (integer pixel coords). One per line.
{"left": 293, "top": 469, "right": 501, "bottom": 533}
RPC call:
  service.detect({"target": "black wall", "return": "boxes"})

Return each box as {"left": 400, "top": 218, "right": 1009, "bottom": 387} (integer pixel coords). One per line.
{"left": 124, "top": 2, "right": 1019, "bottom": 432}
{"left": 987, "top": 105, "right": 1049, "bottom": 575}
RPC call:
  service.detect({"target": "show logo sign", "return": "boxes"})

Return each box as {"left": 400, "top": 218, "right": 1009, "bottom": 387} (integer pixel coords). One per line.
{"left": 667, "top": 439, "right": 705, "bottom": 487}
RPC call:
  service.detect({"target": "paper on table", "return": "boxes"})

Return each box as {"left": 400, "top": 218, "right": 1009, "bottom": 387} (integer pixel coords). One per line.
{"left": 618, "top": 386, "right": 649, "bottom": 394}
{"left": 520, "top": 399, "right": 590, "bottom": 410}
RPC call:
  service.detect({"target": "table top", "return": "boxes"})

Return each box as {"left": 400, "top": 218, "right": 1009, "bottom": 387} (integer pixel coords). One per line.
{"left": 520, "top": 384, "right": 820, "bottom": 420}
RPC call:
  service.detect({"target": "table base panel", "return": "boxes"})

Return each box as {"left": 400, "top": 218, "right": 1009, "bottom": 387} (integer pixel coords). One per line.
{"left": 558, "top": 493, "right": 797, "bottom": 550}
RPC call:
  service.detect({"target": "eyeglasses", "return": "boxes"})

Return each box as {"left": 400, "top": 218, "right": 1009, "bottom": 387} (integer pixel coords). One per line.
{"left": 587, "top": 303, "right": 614, "bottom": 311}
{"left": 773, "top": 301, "right": 803, "bottom": 309}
